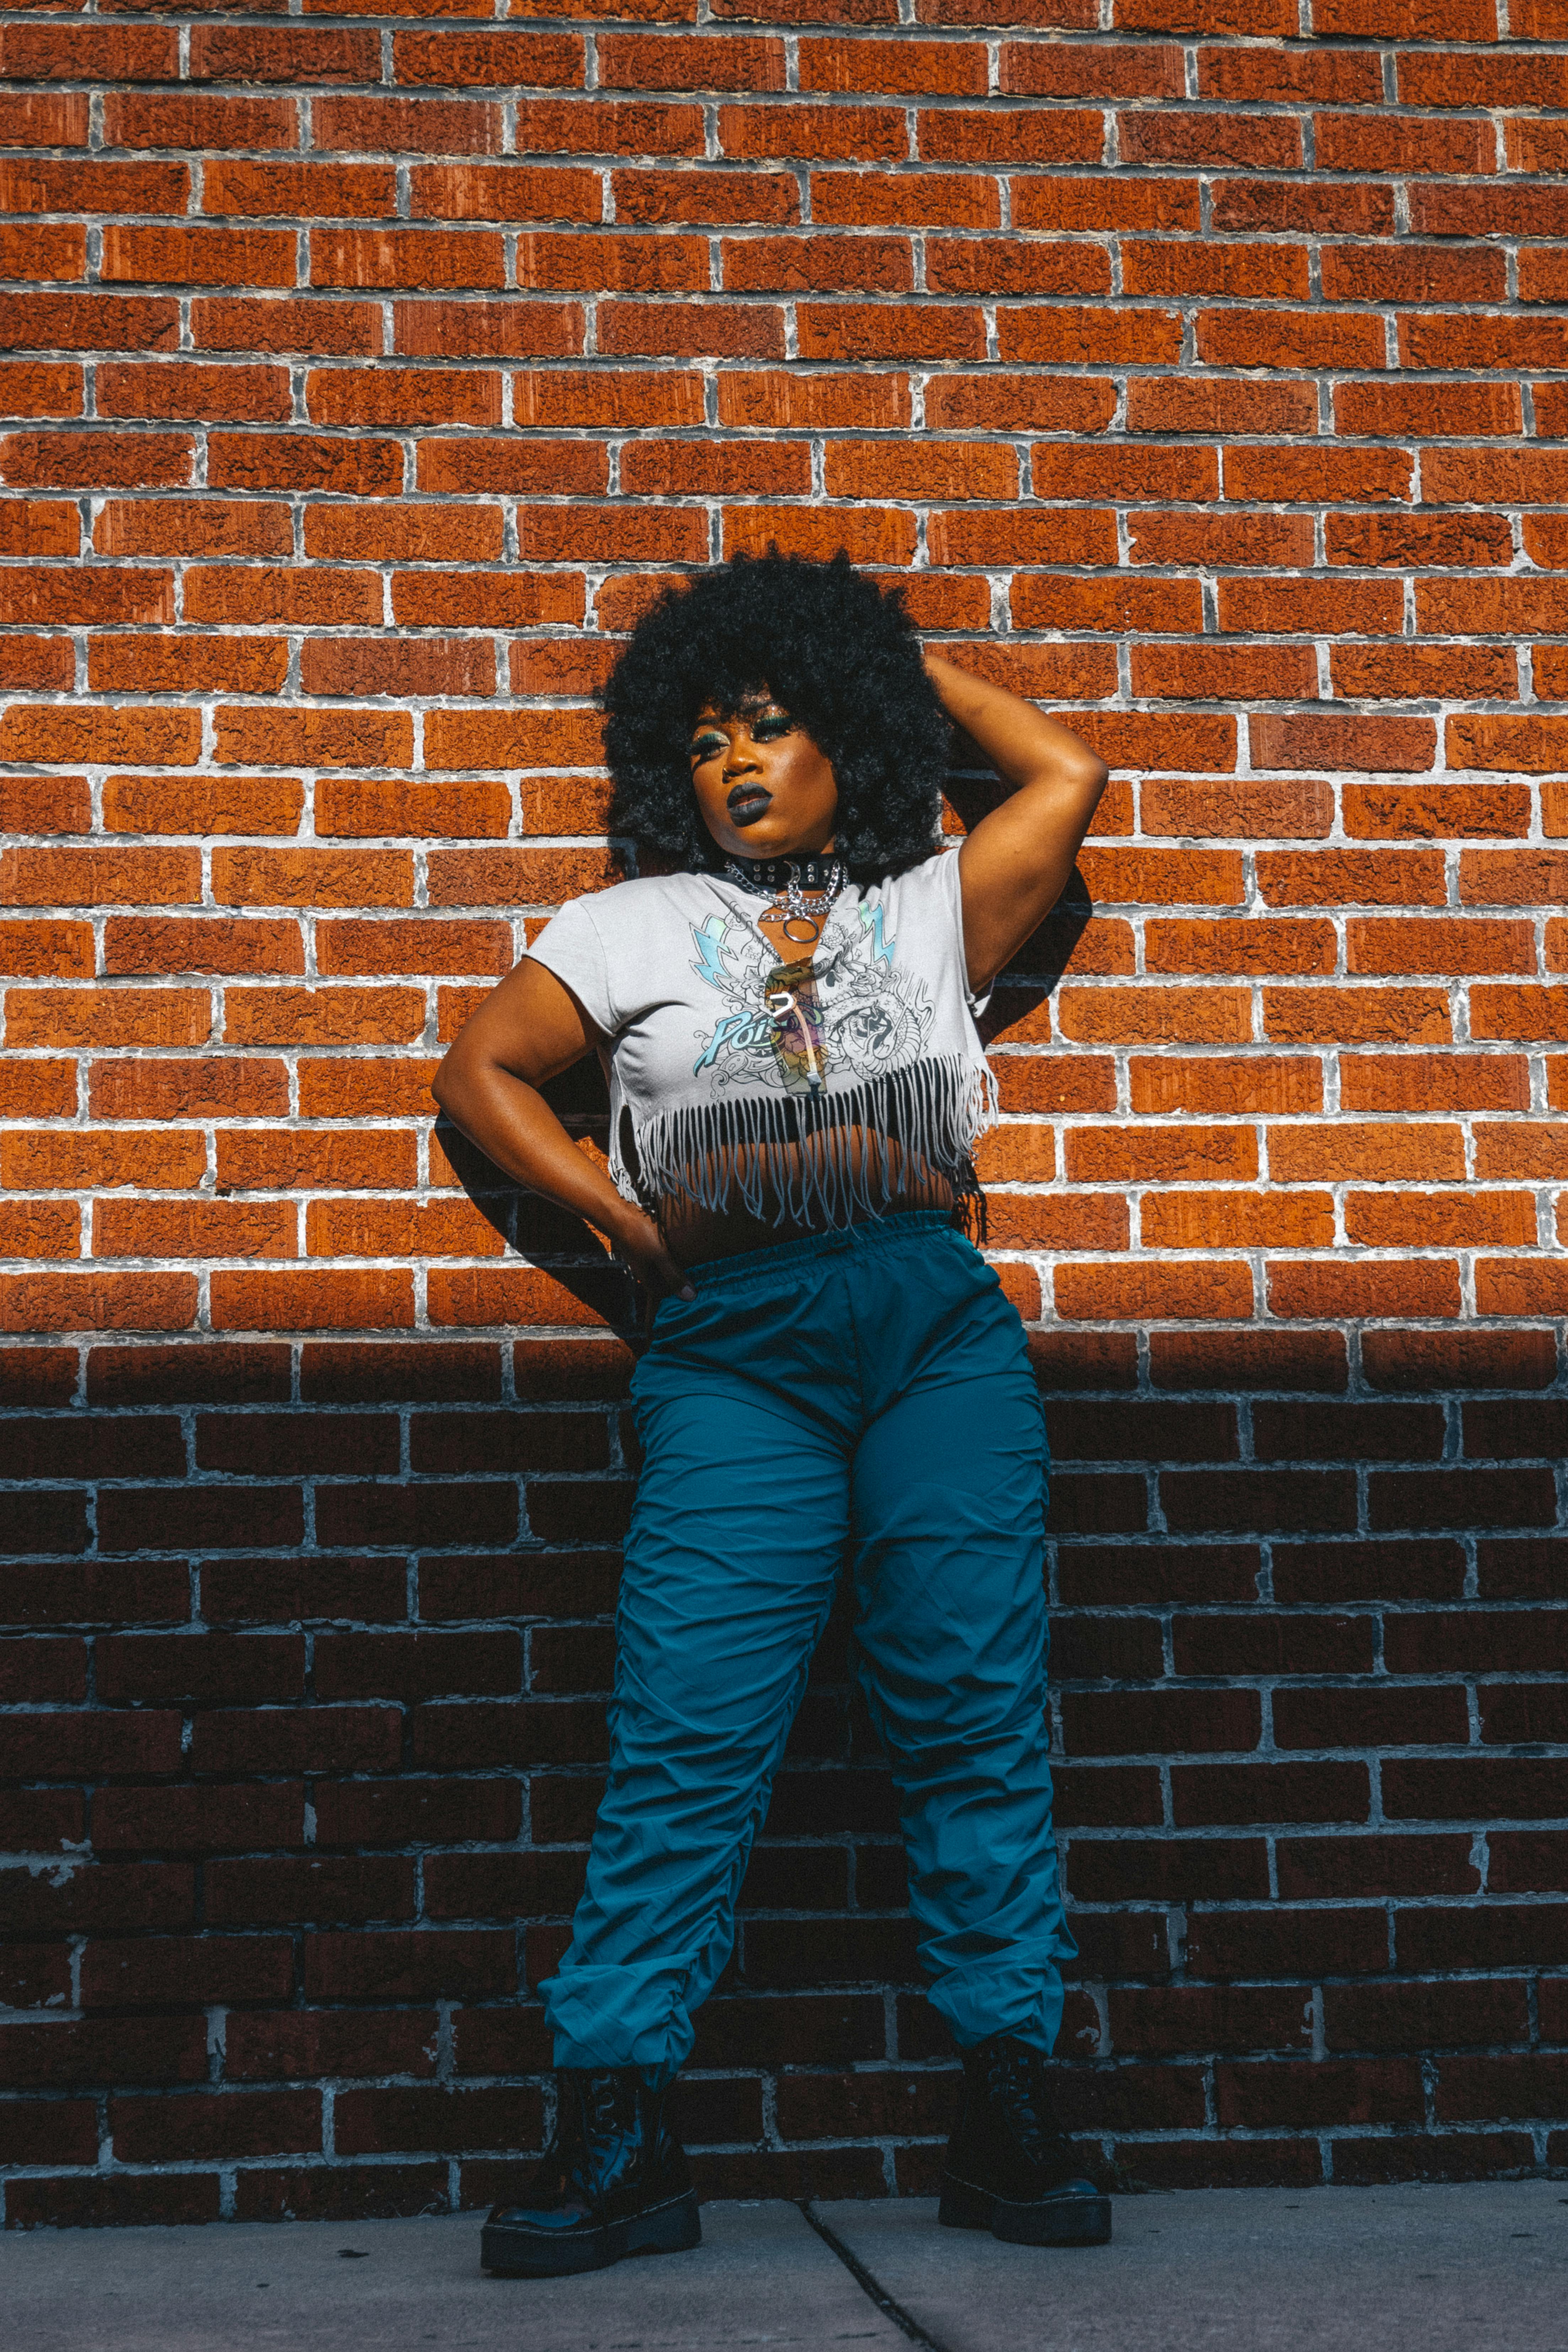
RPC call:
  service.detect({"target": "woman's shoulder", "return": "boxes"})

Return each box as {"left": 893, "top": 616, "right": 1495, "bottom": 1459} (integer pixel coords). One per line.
{"left": 866, "top": 842, "right": 960, "bottom": 910}
{"left": 561, "top": 869, "right": 712, "bottom": 937}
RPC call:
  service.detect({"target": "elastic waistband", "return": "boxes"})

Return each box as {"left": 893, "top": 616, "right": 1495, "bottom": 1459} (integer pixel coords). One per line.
{"left": 682, "top": 1209, "right": 960, "bottom": 1290}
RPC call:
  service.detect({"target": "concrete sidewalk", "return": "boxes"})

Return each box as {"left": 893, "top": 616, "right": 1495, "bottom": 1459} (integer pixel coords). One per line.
{"left": 3, "top": 2182, "right": 1564, "bottom": 2352}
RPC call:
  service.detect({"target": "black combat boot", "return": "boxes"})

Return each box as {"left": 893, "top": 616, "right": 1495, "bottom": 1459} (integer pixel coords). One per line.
{"left": 938, "top": 2033, "right": 1112, "bottom": 2246}
{"left": 481, "top": 2065, "right": 701, "bottom": 2277}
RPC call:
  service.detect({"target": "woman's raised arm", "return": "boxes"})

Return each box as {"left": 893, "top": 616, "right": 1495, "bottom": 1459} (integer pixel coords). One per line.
{"left": 925, "top": 651, "right": 1109, "bottom": 996}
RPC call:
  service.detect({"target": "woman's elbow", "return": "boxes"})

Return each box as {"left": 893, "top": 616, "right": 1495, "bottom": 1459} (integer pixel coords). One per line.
{"left": 430, "top": 1046, "right": 461, "bottom": 1114}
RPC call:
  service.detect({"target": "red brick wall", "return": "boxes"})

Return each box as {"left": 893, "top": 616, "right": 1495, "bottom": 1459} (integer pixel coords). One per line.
{"left": 3, "top": 2, "right": 1567, "bottom": 2227}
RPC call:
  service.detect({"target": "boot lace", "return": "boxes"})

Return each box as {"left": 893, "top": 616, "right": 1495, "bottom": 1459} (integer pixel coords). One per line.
{"left": 986, "top": 2041, "right": 1075, "bottom": 2174}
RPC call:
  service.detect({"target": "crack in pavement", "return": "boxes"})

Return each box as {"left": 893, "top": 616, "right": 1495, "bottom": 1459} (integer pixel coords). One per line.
{"left": 799, "top": 2202, "right": 957, "bottom": 2352}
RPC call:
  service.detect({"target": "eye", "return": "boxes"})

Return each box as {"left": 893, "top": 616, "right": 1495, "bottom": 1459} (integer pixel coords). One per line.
{"left": 751, "top": 714, "right": 793, "bottom": 740}
{"left": 690, "top": 731, "right": 726, "bottom": 762}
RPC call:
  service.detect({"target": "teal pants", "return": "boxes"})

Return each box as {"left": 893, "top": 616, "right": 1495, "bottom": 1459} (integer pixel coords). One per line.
{"left": 538, "top": 1211, "right": 1073, "bottom": 2085}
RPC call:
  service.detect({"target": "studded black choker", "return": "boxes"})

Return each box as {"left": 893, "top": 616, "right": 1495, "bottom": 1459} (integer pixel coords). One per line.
{"left": 722, "top": 852, "right": 840, "bottom": 896}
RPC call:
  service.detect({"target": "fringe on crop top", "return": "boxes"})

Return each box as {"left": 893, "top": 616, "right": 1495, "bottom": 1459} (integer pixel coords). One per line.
{"left": 526, "top": 847, "right": 998, "bottom": 1238}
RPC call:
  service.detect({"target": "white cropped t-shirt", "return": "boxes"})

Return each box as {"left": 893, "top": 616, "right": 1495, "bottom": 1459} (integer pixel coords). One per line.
{"left": 526, "top": 847, "right": 998, "bottom": 1232}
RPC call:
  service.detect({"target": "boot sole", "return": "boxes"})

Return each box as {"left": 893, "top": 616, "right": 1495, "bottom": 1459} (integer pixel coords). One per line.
{"left": 482, "top": 2188, "right": 701, "bottom": 2278}
{"left": 938, "top": 2170, "right": 1112, "bottom": 2247}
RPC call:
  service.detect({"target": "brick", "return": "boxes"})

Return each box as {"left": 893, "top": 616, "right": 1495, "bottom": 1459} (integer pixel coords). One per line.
{"left": 1269, "top": 1122, "right": 1465, "bottom": 1183}
{"left": 191, "top": 297, "right": 381, "bottom": 357}
{"left": 1272, "top": 1539, "right": 1465, "bottom": 1604}
{"left": 212, "top": 847, "right": 413, "bottom": 911}
{"left": 4, "top": 1125, "right": 207, "bottom": 1184}
{"left": 1371, "top": 1467, "right": 1558, "bottom": 1534}
{"left": 102, "top": 918, "right": 302, "bottom": 978}
{"left": 205, "top": 161, "right": 395, "bottom": 221}
{"left": 408, "top": 166, "right": 601, "bottom": 229}
{"left": 0, "top": 1059, "right": 77, "bottom": 1122}
{"left": 1335, "top": 379, "right": 1521, "bottom": 439}
{"left": 1000, "top": 306, "right": 1183, "bottom": 368}
{"left": 92, "top": 498, "right": 290, "bottom": 560}
{"left": 1171, "top": 1762, "right": 1370, "bottom": 1829}
{"left": 1342, "top": 1053, "right": 1529, "bottom": 1115}
{"left": 0, "top": 91, "right": 88, "bottom": 146}
{"left": 308, "top": 369, "right": 503, "bottom": 432}
{"left": 725, "top": 235, "right": 914, "bottom": 296}
{"left": 1057, "top": 986, "right": 1251, "bottom": 1045}
{"left": 0, "top": 637, "right": 73, "bottom": 697}
{"left": 224, "top": 2007, "right": 441, "bottom": 2078}
{"left": 112, "top": 760, "right": 306, "bottom": 837}
{"left": 317, "top": 918, "right": 509, "bottom": 977}
{"left": 1348, "top": 919, "right": 1534, "bottom": 977}
{"left": 1482, "top": 1126, "right": 1568, "bottom": 1183}
{"left": 304, "top": 506, "right": 503, "bottom": 565}
{"left": 1403, "top": 310, "right": 1568, "bottom": 374}
{"left": 1263, "top": 986, "right": 1451, "bottom": 1044}
{"left": 1067, "top": 1123, "right": 1257, "bottom": 1183}
{"left": 216, "top": 709, "right": 414, "bottom": 770}
{"left": 86, "top": 1343, "right": 291, "bottom": 1409}
{"left": 310, "top": 228, "right": 505, "bottom": 293}
{"left": 199, "top": 1553, "right": 407, "bottom": 1623}
{"left": 98, "top": 226, "right": 295, "bottom": 292}
{"left": 1054, "top": 1261, "right": 1254, "bottom": 1322}
{"left": 788, "top": 300, "right": 981, "bottom": 365}
{"left": 1145, "top": 919, "right": 1335, "bottom": 978}
{"left": 1199, "top": 309, "right": 1388, "bottom": 372}
{"left": 104, "top": 92, "right": 296, "bottom": 152}
{"left": 0, "top": 25, "right": 178, "bottom": 81}
{"left": 511, "top": 99, "right": 704, "bottom": 159}
{"left": 1219, "top": 577, "right": 1402, "bottom": 637}
{"left": 1185, "top": 1907, "right": 1389, "bottom": 1982}
{"left": 210, "top": 1269, "right": 415, "bottom": 1333}
{"left": 0, "top": 294, "right": 180, "bottom": 354}
{"left": 186, "top": 25, "right": 376, "bottom": 81}
{"left": 313, "top": 97, "right": 504, "bottom": 155}
{"left": 1363, "top": 1328, "right": 1556, "bottom": 1394}
{"left": 2, "top": 1270, "right": 196, "bottom": 1345}
{"left": 1342, "top": 785, "right": 1531, "bottom": 843}
{"left": 393, "top": 29, "right": 583, "bottom": 89}
{"left": 316, "top": 778, "right": 509, "bottom": 840}
{"left": 1161, "top": 1467, "right": 1358, "bottom": 1535}
{"left": 1471, "top": 989, "right": 1568, "bottom": 1044}
{"left": 1143, "top": 1192, "right": 1335, "bottom": 1251}
{"left": 96, "top": 1200, "right": 295, "bottom": 1261}
{"left": 616, "top": 167, "right": 799, "bottom": 226}
{"left": 1268, "top": 1259, "right": 1461, "bottom": 1320}
{"left": 90, "top": 1058, "right": 290, "bottom": 1119}
{"left": 0, "top": 1199, "right": 78, "bottom": 1257}
{"left": 5, "top": 983, "right": 208, "bottom": 1049}
{"left": 182, "top": 568, "right": 378, "bottom": 628}
{"left": 204, "top": 1858, "right": 415, "bottom": 1931}
{"left": 1350, "top": 1191, "right": 1536, "bottom": 1249}
{"left": 1129, "top": 1056, "right": 1321, "bottom": 1116}
{"left": 930, "top": 508, "right": 1115, "bottom": 568}
{"left": 808, "top": 172, "right": 992, "bottom": 235}
{"left": 297, "top": 1059, "right": 441, "bottom": 1119}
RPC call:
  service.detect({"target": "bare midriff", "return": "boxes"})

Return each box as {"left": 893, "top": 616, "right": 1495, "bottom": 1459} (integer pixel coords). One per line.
{"left": 655, "top": 1130, "right": 959, "bottom": 1266}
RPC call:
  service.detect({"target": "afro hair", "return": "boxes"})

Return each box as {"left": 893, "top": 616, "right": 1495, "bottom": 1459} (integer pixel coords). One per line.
{"left": 600, "top": 548, "right": 952, "bottom": 886}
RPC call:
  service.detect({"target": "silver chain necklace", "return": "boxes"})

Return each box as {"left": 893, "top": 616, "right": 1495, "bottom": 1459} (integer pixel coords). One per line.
{"left": 723, "top": 855, "right": 845, "bottom": 946}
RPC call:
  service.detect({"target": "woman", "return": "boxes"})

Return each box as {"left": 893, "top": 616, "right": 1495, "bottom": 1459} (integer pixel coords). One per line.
{"left": 433, "top": 551, "right": 1111, "bottom": 2276}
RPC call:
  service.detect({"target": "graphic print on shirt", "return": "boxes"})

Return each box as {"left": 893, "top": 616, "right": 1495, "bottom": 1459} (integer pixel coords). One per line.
{"left": 688, "top": 901, "right": 935, "bottom": 1099}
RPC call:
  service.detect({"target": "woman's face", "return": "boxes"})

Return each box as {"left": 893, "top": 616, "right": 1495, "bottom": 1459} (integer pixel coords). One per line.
{"left": 687, "top": 689, "right": 839, "bottom": 862}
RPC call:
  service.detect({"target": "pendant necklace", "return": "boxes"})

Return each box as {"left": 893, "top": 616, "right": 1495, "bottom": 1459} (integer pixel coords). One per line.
{"left": 723, "top": 852, "right": 846, "bottom": 946}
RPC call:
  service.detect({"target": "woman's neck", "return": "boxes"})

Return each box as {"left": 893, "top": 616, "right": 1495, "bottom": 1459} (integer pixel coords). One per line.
{"left": 721, "top": 849, "right": 840, "bottom": 893}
